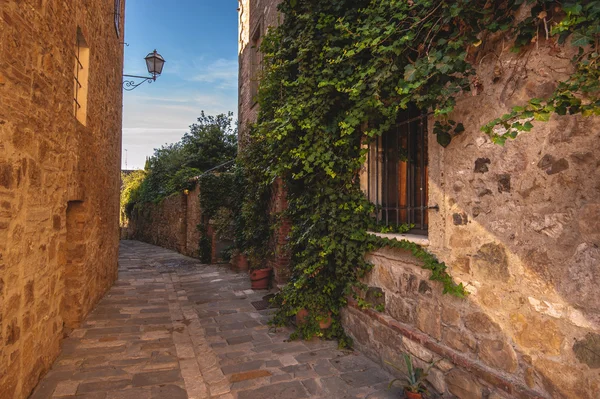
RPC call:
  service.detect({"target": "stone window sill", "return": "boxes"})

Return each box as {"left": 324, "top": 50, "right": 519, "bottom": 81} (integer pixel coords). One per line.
{"left": 367, "top": 231, "right": 430, "bottom": 247}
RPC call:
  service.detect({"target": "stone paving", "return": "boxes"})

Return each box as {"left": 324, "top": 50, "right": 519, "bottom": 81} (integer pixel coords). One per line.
{"left": 30, "top": 240, "right": 404, "bottom": 399}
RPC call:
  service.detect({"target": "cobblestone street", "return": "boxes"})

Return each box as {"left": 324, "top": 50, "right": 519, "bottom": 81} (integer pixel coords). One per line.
{"left": 30, "top": 240, "right": 401, "bottom": 399}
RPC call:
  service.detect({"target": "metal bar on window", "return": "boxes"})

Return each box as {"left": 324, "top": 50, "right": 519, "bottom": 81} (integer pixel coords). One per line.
{"left": 376, "top": 135, "right": 380, "bottom": 224}
{"left": 395, "top": 124, "right": 399, "bottom": 227}
{"left": 419, "top": 116, "right": 425, "bottom": 230}
{"left": 407, "top": 113, "right": 413, "bottom": 226}
{"left": 383, "top": 130, "right": 388, "bottom": 226}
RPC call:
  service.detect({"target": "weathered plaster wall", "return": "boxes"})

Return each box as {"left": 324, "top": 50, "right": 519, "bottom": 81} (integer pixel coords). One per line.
{"left": 347, "top": 43, "right": 600, "bottom": 398}
{"left": 0, "top": 1, "right": 125, "bottom": 398}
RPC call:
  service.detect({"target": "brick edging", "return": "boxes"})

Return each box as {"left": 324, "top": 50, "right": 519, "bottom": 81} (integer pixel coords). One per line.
{"left": 346, "top": 300, "right": 546, "bottom": 399}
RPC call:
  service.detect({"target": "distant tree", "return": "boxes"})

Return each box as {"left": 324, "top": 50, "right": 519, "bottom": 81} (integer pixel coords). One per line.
{"left": 121, "top": 111, "right": 238, "bottom": 215}
{"left": 181, "top": 111, "right": 237, "bottom": 171}
{"left": 120, "top": 169, "right": 146, "bottom": 223}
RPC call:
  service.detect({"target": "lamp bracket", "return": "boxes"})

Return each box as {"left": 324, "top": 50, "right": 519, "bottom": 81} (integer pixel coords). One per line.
{"left": 122, "top": 74, "right": 156, "bottom": 91}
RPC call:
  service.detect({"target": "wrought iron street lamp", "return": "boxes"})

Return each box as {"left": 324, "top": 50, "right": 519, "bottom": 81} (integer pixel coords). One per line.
{"left": 123, "top": 50, "right": 166, "bottom": 91}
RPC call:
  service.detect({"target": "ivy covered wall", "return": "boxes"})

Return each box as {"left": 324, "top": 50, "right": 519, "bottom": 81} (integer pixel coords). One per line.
{"left": 238, "top": 0, "right": 600, "bottom": 398}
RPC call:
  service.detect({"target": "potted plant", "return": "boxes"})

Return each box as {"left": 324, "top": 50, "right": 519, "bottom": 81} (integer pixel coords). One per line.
{"left": 386, "top": 354, "right": 436, "bottom": 399}
{"left": 295, "top": 308, "right": 332, "bottom": 329}
{"left": 248, "top": 253, "right": 272, "bottom": 289}
{"left": 229, "top": 249, "right": 249, "bottom": 272}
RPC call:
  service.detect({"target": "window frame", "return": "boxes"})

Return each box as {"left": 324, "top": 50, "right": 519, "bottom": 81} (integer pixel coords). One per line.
{"left": 73, "top": 28, "right": 89, "bottom": 125}
{"left": 366, "top": 107, "right": 429, "bottom": 235}
{"left": 114, "top": 0, "right": 122, "bottom": 38}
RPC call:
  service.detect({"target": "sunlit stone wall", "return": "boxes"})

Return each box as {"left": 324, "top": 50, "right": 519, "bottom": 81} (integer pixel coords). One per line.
{"left": 0, "top": 2, "right": 125, "bottom": 397}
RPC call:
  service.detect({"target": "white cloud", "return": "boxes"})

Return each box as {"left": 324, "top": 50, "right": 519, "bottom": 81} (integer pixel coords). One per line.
{"left": 121, "top": 88, "right": 237, "bottom": 169}
{"left": 191, "top": 58, "right": 238, "bottom": 88}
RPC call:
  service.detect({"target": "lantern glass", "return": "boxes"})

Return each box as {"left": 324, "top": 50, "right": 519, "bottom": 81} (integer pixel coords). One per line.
{"left": 145, "top": 50, "right": 165, "bottom": 76}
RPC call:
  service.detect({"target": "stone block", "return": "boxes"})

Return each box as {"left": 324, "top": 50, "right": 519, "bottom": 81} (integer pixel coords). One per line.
{"left": 478, "top": 339, "right": 517, "bottom": 373}
{"left": 537, "top": 155, "right": 569, "bottom": 175}
{"left": 132, "top": 370, "right": 182, "bottom": 387}
{"left": 511, "top": 313, "right": 564, "bottom": 355}
{"left": 573, "top": 333, "right": 600, "bottom": 369}
{"left": 372, "top": 323, "right": 403, "bottom": 350}
{"left": 463, "top": 312, "right": 500, "bottom": 335}
{"left": 237, "top": 380, "right": 309, "bottom": 399}
{"left": 443, "top": 328, "right": 476, "bottom": 353}
{"left": 386, "top": 294, "right": 415, "bottom": 325}
{"left": 447, "top": 369, "right": 483, "bottom": 399}
{"left": 441, "top": 304, "right": 461, "bottom": 327}
{"left": 416, "top": 302, "right": 441, "bottom": 340}
{"left": 578, "top": 203, "right": 600, "bottom": 246}
{"left": 402, "top": 338, "right": 434, "bottom": 362}
{"left": 230, "top": 370, "right": 272, "bottom": 382}
{"left": 472, "top": 243, "right": 510, "bottom": 282}
{"left": 474, "top": 158, "right": 491, "bottom": 174}
{"left": 427, "top": 367, "right": 447, "bottom": 394}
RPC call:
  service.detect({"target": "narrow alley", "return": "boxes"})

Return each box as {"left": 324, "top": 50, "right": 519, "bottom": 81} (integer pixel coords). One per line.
{"left": 30, "top": 241, "right": 401, "bottom": 399}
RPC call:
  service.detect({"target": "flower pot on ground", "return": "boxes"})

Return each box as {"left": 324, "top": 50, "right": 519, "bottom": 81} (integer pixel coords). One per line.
{"left": 230, "top": 251, "right": 249, "bottom": 272}
{"left": 295, "top": 308, "right": 332, "bottom": 329}
{"left": 236, "top": 253, "right": 249, "bottom": 271}
{"left": 404, "top": 390, "right": 422, "bottom": 399}
{"left": 250, "top": 267, "right": 272, "bottom": 290}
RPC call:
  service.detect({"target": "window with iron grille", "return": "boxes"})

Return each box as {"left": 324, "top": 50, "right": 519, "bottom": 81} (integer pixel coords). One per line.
{"left": 366, "top": 105, "right": 429, "bottom": 235}
{"left": 114, "top": 0, "right": 122, "bottom": 37}
{"left": 73, "top": 28, "right": 89, "bottom": 125}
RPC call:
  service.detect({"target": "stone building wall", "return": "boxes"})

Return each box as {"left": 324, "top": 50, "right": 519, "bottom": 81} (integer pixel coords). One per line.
{"left": 345, "top": 43, "right": 600, "bottom": 399}
{"left": 237, "top": 0, "right": 282, "bottom": 142}
{"left": 0, "top": 1, "right": 125, "bottom": 398}
{"left": 239, "top": 0, "right": 291, "bottom": 284}
{"left": 127, "top": 185, "right": 213, "bottom": 260}
{"left": 239, "top": 2, "right": 600, "bottom": 398}
{"left": 128, "top": 193, "right": 189, "bottom": 254}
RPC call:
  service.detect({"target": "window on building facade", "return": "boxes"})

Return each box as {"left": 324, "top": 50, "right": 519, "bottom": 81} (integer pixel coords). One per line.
{"left": 73, "top": 28, "right": 90, "bottom": 125}
{"left": 114, "top": 0, "right": 122, "bottom": 37}
{"left": 250, "top": 21, "right": 263, "bottom": 106}
{"left": 365, "top": 105, "right": 429, "bottom": 234}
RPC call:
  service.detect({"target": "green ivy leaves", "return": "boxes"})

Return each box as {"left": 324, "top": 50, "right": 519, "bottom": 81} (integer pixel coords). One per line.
{"left": 241, "top": 0, "right": 597, "bottom": 345}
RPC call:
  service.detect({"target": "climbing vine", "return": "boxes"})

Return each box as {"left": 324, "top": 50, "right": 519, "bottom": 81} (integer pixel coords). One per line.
{"left": 241, "top": 0, "right": 599, "bottom": 344}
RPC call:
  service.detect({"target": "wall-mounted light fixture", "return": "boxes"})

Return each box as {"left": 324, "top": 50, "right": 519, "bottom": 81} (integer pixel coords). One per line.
{"left": 123, "top": 50, "right": 166, "bottom": 91}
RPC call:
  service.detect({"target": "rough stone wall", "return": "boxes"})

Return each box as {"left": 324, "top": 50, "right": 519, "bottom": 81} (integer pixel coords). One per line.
{"left": 0, "top": 1, "right": 125, "bottom": 398}
{"left": 237, "top": 0, "right": 282, "bottom": 143}
{"left": 346, "top": 43, "right": 600, "bottom": 398}
{"left": 128, "top": 185, "right": 207, "bottom": 259}
{"left": 128, "top": 194, "right": 188, "bottom": 254}
{"left": 185, "top": 185, "right": 202, "bottom": 258}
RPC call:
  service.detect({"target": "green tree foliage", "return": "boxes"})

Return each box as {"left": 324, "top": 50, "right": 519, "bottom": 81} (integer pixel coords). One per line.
{"left": 122, "top": 112, "right": 238, "bottom": 216}
{"left": 120, "top": 170, "right": 146, "bottom": 221}
{"left": 241, "top": 0, "right": 598, "bottom": 344}
{"left": 182, "top": 111, "right": 238, "bottom": 171}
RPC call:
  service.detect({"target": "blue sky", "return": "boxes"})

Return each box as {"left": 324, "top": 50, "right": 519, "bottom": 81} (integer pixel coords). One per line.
{"left": 122, "top": 0, "right": 239, "bottom": 169}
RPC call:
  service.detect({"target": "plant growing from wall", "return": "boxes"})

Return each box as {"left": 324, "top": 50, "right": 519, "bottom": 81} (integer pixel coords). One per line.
{"left": 242, "top": 0, "right": 599, "bottom": 344}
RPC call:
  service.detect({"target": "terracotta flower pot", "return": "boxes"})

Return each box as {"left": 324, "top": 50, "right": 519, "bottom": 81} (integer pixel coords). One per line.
{"left": 404, "top": 390, "right": 422, "bottom": 399}
{"left": 295, "top": 308, "right": 332, "bottom": 329}
{"left": 230, "top": 253, "right": 249, "bottom": 272}
{"left": 237, "top": 254, "right": 249, "bottom": 271}
{"left": 250, "top": 267, "right": 272, "bottom": 290}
